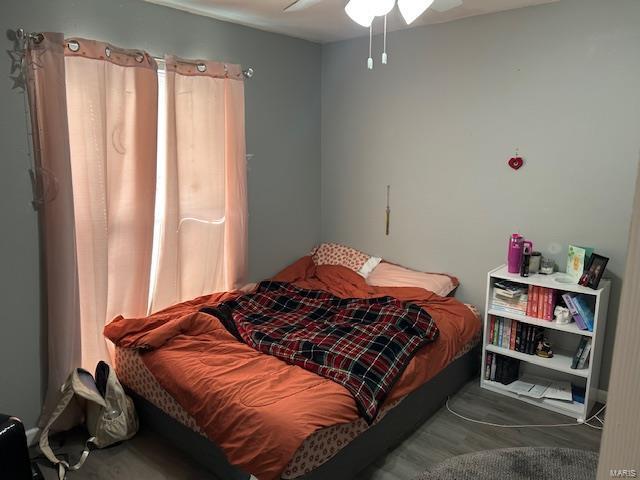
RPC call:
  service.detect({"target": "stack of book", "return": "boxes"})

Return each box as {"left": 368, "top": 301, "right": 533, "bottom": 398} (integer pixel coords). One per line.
{"left": 562, "top": 293, "right": 595, "bottom": 331}
{"left": 525, "top": 286, "right": 557, "bottom": 320}
{"left": 485, "top": 353, "right": 520, "bottom": 385}
{"left": 489, "top": 316, "right": 544, "bottom": 356}
{"left": 491, "top": 281, "right": 528, "bottom": 315}
{"left": 571, "top": 336, "right": 592, "bottom": 369}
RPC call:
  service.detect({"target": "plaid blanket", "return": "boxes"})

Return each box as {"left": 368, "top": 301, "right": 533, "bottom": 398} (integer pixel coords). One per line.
{"left": 201, "top": 281, "right": 439, "bottom": 422}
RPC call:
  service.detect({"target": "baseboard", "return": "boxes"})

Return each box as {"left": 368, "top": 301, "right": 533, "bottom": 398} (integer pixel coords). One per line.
{"left": 594, "top": 389, "right": 608, "bottom": 404}
{"left": 26, "top": 427, "right": 40, "bottom": 447}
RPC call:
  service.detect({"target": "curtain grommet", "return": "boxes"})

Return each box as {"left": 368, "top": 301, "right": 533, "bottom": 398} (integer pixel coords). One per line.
{"left": 197, "top": 63, "right": 207, "bottom": 73}
{"left": 105, "top": 46, "right": 112, "bottom": 58}
{"left": 135, "top": 53, "right": 144, "bottom": 63}
{"left": 67, "top": 40, "right": 80, "bottom": 52}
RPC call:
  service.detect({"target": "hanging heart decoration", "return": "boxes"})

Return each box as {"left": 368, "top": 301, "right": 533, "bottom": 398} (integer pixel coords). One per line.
{"left": 508, "top": 156, "right": 524, "bottom": 170}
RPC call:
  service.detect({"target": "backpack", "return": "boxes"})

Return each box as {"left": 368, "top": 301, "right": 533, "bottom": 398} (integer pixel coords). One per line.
{"left": 39, "top": 361, "right": 138, "bottom": 479}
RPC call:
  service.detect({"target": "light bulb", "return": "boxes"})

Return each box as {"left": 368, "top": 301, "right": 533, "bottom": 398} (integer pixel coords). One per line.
{"left": 345, "top": 0, "right": 375, "bottom": 27}
{"left": 345, "top": 0, "right": 396, "bottom": 27}
{"left": 398, "top": 0, "right": 434, "bottom": 25}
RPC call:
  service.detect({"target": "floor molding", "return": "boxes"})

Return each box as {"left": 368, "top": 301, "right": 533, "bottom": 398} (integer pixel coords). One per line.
{"left": 594, "top": 389, "right": 608, "bottom": 404}
{"left": 26, "top": 427, "right": 40, "bottom": 447}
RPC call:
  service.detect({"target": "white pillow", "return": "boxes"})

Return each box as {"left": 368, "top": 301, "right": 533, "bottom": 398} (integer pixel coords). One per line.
{"left": 366, "top": 262, "right": 459, "bottom": 297}
{"left": 358, "top": 256, "right": 382, "bottom": 278}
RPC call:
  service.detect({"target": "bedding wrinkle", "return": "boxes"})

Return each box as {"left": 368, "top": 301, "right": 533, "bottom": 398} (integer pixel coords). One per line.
{"left": 104, "top": 256, "right": 480, "bottom": 480}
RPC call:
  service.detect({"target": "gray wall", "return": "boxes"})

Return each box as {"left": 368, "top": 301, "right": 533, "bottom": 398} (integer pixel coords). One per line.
{"left": 0, "top": 0, "right": 321, "bottom": 427}
{"left": 321, "top": 0, "right": 640, "bottom": 391}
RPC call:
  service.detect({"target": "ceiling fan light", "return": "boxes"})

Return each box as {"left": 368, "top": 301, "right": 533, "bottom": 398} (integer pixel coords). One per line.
{"left": 398, "top": 0, "right": 435, "bottom": 25}
{"left": 345, "top": 0, "right": 376, "bottom": 27}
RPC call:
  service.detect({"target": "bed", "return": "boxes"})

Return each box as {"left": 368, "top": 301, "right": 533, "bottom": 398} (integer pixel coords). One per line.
{"left": 106, "top": 246, "right": 481, "bottom": 480}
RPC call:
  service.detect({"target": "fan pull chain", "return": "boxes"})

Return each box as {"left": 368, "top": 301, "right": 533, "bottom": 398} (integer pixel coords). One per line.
{"left": 368, "top": 23, "right": 373, "bottom": 70}
{"left": 382, "top": 15, "right": 388, "bottom": 65}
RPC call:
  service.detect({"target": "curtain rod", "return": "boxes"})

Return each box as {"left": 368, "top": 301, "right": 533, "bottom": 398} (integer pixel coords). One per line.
{"left": 153, "top": 56, "right": 254, "bottom": 79}
{"left": 14, "top": 28, "right": 255, "bottom": 79}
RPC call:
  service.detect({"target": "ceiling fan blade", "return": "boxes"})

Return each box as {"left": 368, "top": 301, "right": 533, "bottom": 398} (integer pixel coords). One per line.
{"left": 284, "top": 0, "right": 324, "bottom": 12}
{"left": 432, "top": 0, "right": 463, "bottom": 13}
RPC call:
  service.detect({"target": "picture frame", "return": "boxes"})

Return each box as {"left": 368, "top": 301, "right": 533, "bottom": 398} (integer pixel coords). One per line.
{"left": 579, "top": 253, "right": 609, "bottom": 289}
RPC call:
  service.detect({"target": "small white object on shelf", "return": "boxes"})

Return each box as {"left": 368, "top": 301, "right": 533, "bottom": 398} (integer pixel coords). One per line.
{"left": 481, "top": 265, "right": 610, "bottom": 422}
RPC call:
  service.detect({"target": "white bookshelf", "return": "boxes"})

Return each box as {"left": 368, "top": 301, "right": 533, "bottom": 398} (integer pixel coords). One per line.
{"left": 480, "top": 265, "right": 610, "bottom": 421}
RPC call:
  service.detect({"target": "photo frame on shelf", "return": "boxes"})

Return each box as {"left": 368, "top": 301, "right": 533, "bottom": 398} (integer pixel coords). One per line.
{"left": 579, "top": 253, "right": 609, "bottom": 289}
{"left": 566, "top": 245, "right": 594, "bottom": 282}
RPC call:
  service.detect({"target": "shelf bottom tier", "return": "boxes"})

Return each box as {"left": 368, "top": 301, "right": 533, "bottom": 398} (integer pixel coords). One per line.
{"left": 481, "top": 380, "right": 586, "bottom": 420}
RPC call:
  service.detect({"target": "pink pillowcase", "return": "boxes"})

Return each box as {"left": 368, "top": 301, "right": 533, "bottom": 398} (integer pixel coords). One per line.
{"left": 366, "top": 262, "right": 459, "bottom": 297}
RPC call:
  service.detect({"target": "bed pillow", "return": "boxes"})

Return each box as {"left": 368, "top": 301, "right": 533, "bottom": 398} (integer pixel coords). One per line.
{"left": 366, "top": 262, "right": 459, "bottom": 297}
{"left": 311, "top": 243, "right": 381, "bottom": 277}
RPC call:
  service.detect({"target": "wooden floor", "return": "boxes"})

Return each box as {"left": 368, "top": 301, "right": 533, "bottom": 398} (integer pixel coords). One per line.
{"left": 37, "top": 379, "right": 602, "bottom": 480}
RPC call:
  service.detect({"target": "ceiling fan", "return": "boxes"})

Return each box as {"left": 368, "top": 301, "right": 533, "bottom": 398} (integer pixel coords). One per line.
{"left": 284, "top": 0, "right": 464, "bottom": 70}
{"left": 284, "top": 0, "right": 465, "bottom": 18}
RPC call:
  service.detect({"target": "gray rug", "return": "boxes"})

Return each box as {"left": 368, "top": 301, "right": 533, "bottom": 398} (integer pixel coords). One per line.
{"left": 414, "top": 447, "right": 598, "bottom": 480}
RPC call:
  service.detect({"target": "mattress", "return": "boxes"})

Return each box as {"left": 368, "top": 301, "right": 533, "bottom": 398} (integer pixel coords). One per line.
{"left": 114, "top": 304, "right": 480, "bottom": 479}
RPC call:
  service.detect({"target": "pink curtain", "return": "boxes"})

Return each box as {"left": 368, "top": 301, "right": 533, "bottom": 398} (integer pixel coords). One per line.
{"left": 64, "top": 38, "right": 158, "bottom": 362}
{"left": 26, "top": 33, "right": 81, "bottom": 422}
{"left": 26, "top": 34, "right": 158, "bottom": 420}
{"left": 150, "top": 56, "right": 247, "bottom": 312}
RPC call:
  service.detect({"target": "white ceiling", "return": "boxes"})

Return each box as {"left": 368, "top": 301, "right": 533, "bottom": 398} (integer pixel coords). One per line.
{"left": 144, "top": 0, "right": 559, "bottom": 43}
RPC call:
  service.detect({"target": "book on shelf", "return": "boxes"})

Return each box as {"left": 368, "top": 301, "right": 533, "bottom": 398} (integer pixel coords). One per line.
{"left": 572, "top": 296, "right": 595, "bottom": 331}
{"left": 531, "top": 286, "right": 539, "bottom": 317}
{"left": 492, "top": 281, "right": 528, "bottom": 314}
{"left": 572, "top": 384, "right": 586, "bottom": 404}
{"left": 489, "top": 317, "right": 545, "bottom": 356}
{"left": 485, "top": 353, "right": 520, "bottom": 384}
{"left": 562, "top": 294, "right": 590, "bottom": 331}
{"left": 485, "top": 353, "right": 492, "bottom": 380}
{"left": 490, "top": 353, "right": 497, "bottom": 380}
{"left": 502, "top": 376, "right": 573, "bottom": 402}
{"left": 503, "top": 319, "right": 511, "bottom": 349}
{"left": 571, "top": 337, "right": 592, "bottom": 369}
{"left": 577, "top": 338, "right": 592, "bottom": 369}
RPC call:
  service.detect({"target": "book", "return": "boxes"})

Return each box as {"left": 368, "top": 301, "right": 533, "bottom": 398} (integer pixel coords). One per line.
{"left": 490, "top": 353, "right": 497, "bottom": 381}
{"left": 547, "top": 289, "right": 556, "bottom": 321}
{"left": 503, "top": 319, "right": 511, "bottom": 349}
{"left": 527, "top": 326, "right": 541, "bottom": 355}
{"left": 522, "top": 325, "right": 532, "bottom": 353}
{"left": 499, "top": 356, "right": 520, "bottom": 385}
{"left": 510, "top": 320, "right": 517, "bottom": 350}
{"left": 531, "top": 286, "right": 539, "bottom": 317}
{"left": 571, "top": 337, "right": 589, "bottom": 369}
{"left": 496, "top": 355, "right": 504, "bottom": 383}
{"left": 526, "top": 285, "right": 534, "bottom": 316}
{"left": 572, "top": 384, "right": 586, "bottom": 404}
{"left": 489, "top": 315, "right": 496, "bottom": 345}
{"left": 537, "top": 287, "right": 546, "bottom": 319}
{"left": 573, "top": 296, "right": 595, "bottom": 331}
{"left": 485, "top": 353, "right": 492, "bottom": 380}
{"left": 562, "top": 294, "right": 588, "bottom": 330}
{"left": 515, "top": 322, "right": 523, "bottom": 352}
{"left": 498, "top": 318, "right": 504, "bottom": 347}
{"left": 577, "top": 338, "right": 592, "bottom": 369}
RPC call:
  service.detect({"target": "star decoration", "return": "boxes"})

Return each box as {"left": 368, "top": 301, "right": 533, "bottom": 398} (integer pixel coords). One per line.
{"left": 7, "top": 49, "right": 24, "bottom": 74}
{"left": 9, "top": 74, "right": 25, "bottom": 91}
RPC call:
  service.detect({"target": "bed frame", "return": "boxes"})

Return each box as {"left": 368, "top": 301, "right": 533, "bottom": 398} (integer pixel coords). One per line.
{"left": 128, "top": 345, "right": 479, "bottom": 480}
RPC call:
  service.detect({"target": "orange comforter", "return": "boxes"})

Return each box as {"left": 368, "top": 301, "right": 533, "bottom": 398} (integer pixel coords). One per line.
{"left": 105, "top": 257, "right": 480, "bottom": 480}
